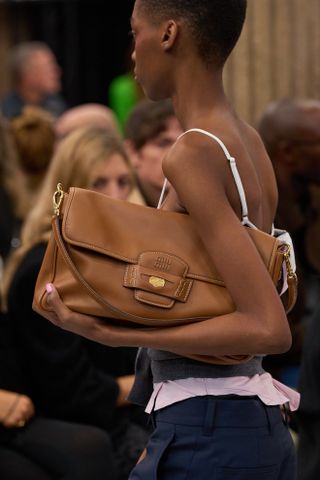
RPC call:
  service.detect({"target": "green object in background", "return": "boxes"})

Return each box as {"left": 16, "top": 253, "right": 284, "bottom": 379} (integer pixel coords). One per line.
{"left": 108, "top": 74, "right": 139, "bottom": 132}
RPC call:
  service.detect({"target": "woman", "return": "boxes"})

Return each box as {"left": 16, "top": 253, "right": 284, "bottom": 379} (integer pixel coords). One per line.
{"left": 0, "top": 310, "right": 115, "bottom": 480}
{"left": 45, "top": 1, "right": 299, "bottom": 479}
{"left": 4, "top": 127, "right": 149, "bottom": 480}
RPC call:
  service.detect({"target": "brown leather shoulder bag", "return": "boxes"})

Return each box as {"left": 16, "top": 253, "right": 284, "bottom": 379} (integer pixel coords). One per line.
{"left": 33, "top": 184, "right": 297, "bottom": 365}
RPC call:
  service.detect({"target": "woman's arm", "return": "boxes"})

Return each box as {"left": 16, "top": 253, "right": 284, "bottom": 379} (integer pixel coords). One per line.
{"left": 45, "top": 134, "right": 292, "bottom": 356}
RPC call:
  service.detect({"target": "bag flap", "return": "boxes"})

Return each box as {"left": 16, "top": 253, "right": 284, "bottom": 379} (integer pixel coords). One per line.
{"left": 60, "top": 187, "right": 280, "bottom": 284}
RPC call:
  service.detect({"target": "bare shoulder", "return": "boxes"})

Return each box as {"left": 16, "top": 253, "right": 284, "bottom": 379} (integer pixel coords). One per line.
{"left": 162, "top": 120, "right": 271, "bottom": 189}
{"left": 162, "top": 127, "right": 234, "bottom": 187}
{"left": 162, "top": 119, "right": 277, "bottom": 227}
{"left": 164, "top": 120, "right": 267, "bottom": 167}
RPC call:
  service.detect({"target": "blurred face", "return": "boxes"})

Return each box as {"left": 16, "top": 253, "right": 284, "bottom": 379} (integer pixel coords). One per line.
{"left": 23, "top": 49, "right": 61, "bottom": 95}
{"left": 135, "top": 116, "right": 182, "bottom": 190}
{"left": 288, "top": 111, "right": 320, "bottom": 184}
{"left": 90, "top": 153, "right": 133, "bottom": 201}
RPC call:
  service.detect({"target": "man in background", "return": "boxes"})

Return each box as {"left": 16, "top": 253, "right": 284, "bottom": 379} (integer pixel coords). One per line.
{"left": 125, "top": 99, "right": 182, "bottom": 207}
{"left": 55, "top": 103, "right": 120, "bottom": 143}
{"left": 1, "top": 42, "right": 66, "bottom": 119}
{"left": 259, "top": 100, "right": 320, "bottom": 480}
{"left": 258, "top": 98, "right": 320, "bottom": 387}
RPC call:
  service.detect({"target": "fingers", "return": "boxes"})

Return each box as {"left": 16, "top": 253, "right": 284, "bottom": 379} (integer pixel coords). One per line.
{"left": 3, "top": 395, "right": 35, "bottom": 429}
{"left": 45, "top": 283, "right": 72, "bottom": 327}
{"left": 45, "top": 283, "right": 97, "bottom": 337}
{"left": 44, "top": 285, "right": 131, "bottom": 346}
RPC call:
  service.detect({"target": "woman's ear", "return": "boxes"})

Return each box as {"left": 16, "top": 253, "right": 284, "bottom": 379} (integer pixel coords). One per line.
{"left": 160, "top": 20, "right": 179, "bottom": 51}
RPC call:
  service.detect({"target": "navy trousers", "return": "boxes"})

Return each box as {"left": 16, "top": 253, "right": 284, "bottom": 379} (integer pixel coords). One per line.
{"left": 129, "top": 396, "right": 296, "bottom": 480}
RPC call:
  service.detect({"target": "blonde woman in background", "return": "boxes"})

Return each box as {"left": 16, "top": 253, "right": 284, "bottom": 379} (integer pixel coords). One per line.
{"left": 10, "top": 125, "right": 133, "bottom": 249}
{"left": 3, "top": 126, "right": 149, "bottom": 480}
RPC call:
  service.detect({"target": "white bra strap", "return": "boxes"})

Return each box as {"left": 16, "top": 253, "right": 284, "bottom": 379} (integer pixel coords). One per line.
{"left": 157, "top": 178, "right": 168, "bottom": 209}
{"left": 157, "top": 128, "right": 256, "bottom": 228}
{"left": 178, "top": 128, "right": 251, "bottom": 225}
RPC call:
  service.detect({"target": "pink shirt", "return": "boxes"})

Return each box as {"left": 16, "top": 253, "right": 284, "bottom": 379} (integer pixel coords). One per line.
{"left": 145, "top": 373, "right": 300, "bottom": 413}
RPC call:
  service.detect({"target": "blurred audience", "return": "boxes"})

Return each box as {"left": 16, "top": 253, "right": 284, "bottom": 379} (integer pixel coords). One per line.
{"left": 3, "top": 127, "right": 147, "bottom": 480}
{"left": 258, "top": 98, "right": 320, "bottom": 387}
{"left": 297, "top": 304, "right": 320, "bottom": 480}
{"left": 0, "top": 117, "right": 27, "bottom": 262}
{"left": 10, "top": 106, "right": 55, "bottom": 206}
{"left": 0, "top": 42, "right": 66, "bottom": 119}
{"left": 0, "top": 311, "right": 116, "bottom": 480}
{"left": 55, "top": 103, "right": 120, "bottom": 143}
{"left": 125, "top": 99, "right": 182, "bottom": 207}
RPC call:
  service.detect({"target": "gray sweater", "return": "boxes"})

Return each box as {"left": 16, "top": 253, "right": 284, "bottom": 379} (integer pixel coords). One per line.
{"left": 128, "top": 347, "right": 264, "bottom": 407}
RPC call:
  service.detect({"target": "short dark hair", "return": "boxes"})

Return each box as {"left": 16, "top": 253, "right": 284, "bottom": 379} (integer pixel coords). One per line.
{"left": 125, "top": 100, "right": 175, "bottom": 149}
{"left": 258, "top": 98, "right": 320, "bottom": 157}
{"left": 139, "top": 0, "right": 247, "bottom": 65}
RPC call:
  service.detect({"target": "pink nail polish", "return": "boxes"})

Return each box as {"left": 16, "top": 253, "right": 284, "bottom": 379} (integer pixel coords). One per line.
{"left": 46, "top": 283, "right": 53, "bottom": 294}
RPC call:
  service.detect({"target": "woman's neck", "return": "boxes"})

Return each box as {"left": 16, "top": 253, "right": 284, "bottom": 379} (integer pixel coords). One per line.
{"left": 171, "top": 65, "right": 229, "bottom": 130}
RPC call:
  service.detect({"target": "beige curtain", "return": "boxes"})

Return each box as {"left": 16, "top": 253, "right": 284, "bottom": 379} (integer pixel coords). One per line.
{"left": 225, "top": 0, "right": 320, "bottom": 125}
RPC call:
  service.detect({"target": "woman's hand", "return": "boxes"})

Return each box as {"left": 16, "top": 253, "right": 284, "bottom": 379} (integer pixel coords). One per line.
{"left": 0, "top": 390, "right": 35, "bottom": 428}
{"left": 44, "top": 283, "right": 148, "bottom": 348}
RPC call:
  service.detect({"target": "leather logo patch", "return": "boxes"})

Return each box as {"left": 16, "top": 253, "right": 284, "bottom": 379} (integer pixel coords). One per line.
{"left": 154, "top": 256, "right": 172, "bottom": 271}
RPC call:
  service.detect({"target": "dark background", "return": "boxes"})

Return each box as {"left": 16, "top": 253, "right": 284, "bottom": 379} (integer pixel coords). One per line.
{"left": 4, "top": 0, "right": 135, "bottom": 107}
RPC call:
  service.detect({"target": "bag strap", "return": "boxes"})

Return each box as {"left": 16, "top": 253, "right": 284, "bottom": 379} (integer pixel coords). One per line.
{"left": 287, "top": 275, "right": 298, "bottom": 314}
{"left": 158, "top": 128, "right": 257, "bottom": 229}
{"left": 157, "top": 179, "right": 168, "bottom": 209}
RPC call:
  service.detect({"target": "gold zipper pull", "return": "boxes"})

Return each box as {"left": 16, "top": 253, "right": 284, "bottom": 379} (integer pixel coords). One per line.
{"left": 53, "top": 183, "right": 64, "bottom": 216}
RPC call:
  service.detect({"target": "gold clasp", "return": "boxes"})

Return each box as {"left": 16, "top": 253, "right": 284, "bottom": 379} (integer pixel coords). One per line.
{"left": 53, "top": 183, "right": 64, "bottom": 216}
{"left": 149, "top": 276, "right": 166, "bottom": 288}
{"left": 282, "top": 244, "right": 297, "bottom": 280}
